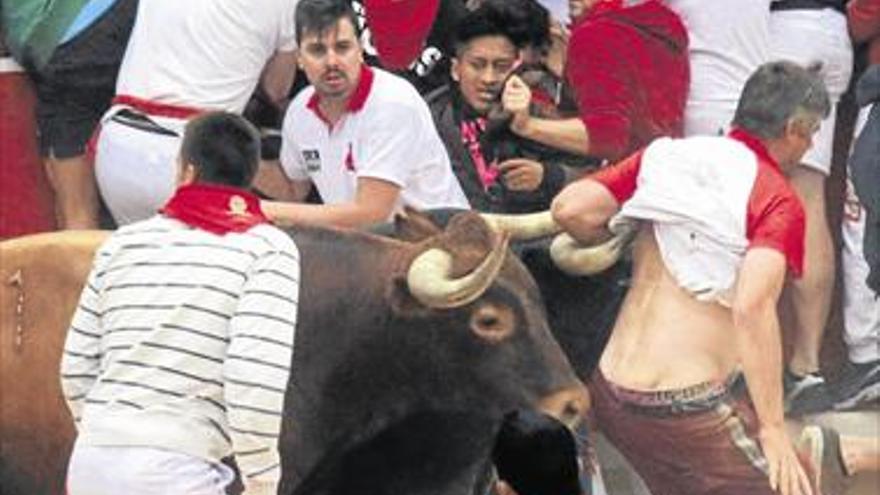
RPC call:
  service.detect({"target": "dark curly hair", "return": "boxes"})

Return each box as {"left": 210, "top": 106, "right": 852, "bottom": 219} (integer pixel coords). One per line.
{"left": 454, "top": 0, "right": 551, "bottom": 54}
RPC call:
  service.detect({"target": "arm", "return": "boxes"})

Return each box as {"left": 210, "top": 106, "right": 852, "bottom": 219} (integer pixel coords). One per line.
{"left": 259, "top": 51, "right": 298, "bottom": 108}
{"left": 224, "top": 247, "right": 300, "bottom": 495}
{"left": 263, "top": 176, "right": 401, "bottom": 228}
{"left": 732, "top": 248, "right": 812, "bottom": 495}
{"left": 848, "top": 0, "right": 880, "bottom": 44}
{"left": 60, "top": 256, "right": 108, "bottom": 426}
{"left": 502, "top": 75, "right": 591, "bottom": 156}
{"left": 550, "top": 150, "right": 643, "bottom": 243}
{"left": 551, "top": 178, "right": 620, "bottom": 245}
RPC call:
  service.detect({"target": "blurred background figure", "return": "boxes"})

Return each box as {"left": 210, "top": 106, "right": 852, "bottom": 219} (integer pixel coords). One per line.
{"left": 2, "top": 0, "right": 138, "bottom": 229}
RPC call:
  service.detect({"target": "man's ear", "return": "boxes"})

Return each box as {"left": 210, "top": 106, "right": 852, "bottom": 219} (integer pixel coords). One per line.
{"left": 451, "top": 57, "right": 460, "bottom": 82}
{"left": 179, "top": 162, "right": 199, "bottom": 186}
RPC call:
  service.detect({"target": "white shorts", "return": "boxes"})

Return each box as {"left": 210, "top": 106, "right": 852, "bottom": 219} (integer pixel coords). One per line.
{"left": 66, "top": 444, "right": 235, "bottom": 495}
{"left": 94, "top": 111, "right": 186, "bottom": 225}
{"left": 770, "top": 8, "right": 853, "bottom": 175}
{"left": 841, "top": 106, "right": 880, "bottom": 363}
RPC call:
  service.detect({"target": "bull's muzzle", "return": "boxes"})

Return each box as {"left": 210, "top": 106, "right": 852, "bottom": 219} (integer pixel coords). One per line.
{"left": 537, "top": 384, "right": 590, "bottom": 430}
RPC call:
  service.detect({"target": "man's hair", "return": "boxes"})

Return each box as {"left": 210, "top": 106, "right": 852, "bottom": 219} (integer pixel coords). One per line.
{"left": 454, "top": 0, "right": 550, "bottom": 56}
{"left": 732, "top": 60, "right": 831, "bottom": 139}
{"left": 295, "top": 0, "right": 361, "bottom": 44}
{"left": 492, "top": 409, "right": 582, "bottom": 495}
{"left": 179, "top": 112, "right": 261, "bottom": 187}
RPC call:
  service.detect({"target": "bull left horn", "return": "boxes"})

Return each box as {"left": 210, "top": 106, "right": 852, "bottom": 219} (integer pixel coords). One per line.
{"left": 407, "top": 233, "right": 511, "bottom": 309}
{"left": 479, "top": 211, "right": 560, "bottom": 241}
{"left": 549, "top": 222, "right": 638, "bottom": 276}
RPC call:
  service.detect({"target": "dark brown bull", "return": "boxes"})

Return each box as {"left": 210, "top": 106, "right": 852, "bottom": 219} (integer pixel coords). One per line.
{"left": 0, "top": 212, "right": 587, "bottom": 495}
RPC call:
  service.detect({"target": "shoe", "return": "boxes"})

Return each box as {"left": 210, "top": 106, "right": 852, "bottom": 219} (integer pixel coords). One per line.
{"left": 797, "top": 425, "right": 849, "bottom": 495}
{"left": 784, "top": 369, "right": 834, "bottom": 416}
{"left": 833, "top": 359, "right": 880, "bottom": 411}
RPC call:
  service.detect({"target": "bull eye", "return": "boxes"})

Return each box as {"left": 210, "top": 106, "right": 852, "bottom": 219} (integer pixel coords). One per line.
{"left": 469, "top": 303, "right": 515, "bottom": 343}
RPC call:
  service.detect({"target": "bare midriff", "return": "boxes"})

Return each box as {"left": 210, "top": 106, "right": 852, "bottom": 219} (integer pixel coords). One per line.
{"left": 598, "top": 226, "right": 739, "bottom": 391}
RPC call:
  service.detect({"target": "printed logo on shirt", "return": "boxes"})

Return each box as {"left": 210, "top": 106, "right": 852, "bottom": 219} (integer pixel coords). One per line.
{"left": 228, "top": 195, "right": 248, "bottom": 216}
{"left": 303, "top": 149, "right": 321, "bottom": 173}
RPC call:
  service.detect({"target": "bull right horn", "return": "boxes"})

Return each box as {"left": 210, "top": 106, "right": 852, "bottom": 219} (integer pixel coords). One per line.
{"left": 549, "top": 222, "right": 638, "bottom": 276}
{"left": 479, "top": 211, "right": 560, "bottom": 241}
{"left": 407, "top": 233, "right": 511, "bottom": 309}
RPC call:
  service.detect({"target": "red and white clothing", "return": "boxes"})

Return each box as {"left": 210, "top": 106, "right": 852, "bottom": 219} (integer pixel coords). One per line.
{"left": 566, "top": 0, "right": 689, "bottom": 161}
{"left": 664, "top": 0, "right": 772, "bottom": 137}
{"left": 95, "top": 0, "right": 298, "bottom": 225}
{"left": 280, "top": 66, "right": 469, "bottom": 214}
{"left": 62, "top": 186, "right": 299, "bottom": 495}
{"left": 115, "top": 0, "right": 296, "bottom": 113}
{"left": 592, "top": 129, "right": 805, "bottom": 306}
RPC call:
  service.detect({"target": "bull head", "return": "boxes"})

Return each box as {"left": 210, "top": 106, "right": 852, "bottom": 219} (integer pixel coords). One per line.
{"left": 480, "top": 211, "right": 637, "bottom": 276}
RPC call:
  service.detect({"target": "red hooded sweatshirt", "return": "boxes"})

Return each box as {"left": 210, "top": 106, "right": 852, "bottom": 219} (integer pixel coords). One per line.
{"left": 566, "top": 0, "right": 689, "bottom": 161}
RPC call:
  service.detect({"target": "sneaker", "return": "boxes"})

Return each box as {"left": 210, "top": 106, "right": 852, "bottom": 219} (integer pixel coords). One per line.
{"left": 833, "top": 359, "right": 880, "bottom": 411}
{"left": 797, "top": 425, "right": 849, "bottom": 495}
{"left": 784, "top": 369, "right": 834, "bottom": 415}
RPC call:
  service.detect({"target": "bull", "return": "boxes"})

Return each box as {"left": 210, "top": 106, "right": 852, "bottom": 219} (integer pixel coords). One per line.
{"left": 374, "top": 208, "right": 634, "bottom": 381}
{"left": 0, "top": 211, "right": 591, "bottom": 495}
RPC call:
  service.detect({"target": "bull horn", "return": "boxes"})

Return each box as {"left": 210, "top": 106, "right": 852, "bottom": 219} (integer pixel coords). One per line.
{"left": 549, "top": 222, "right": 638, "bottom": 276}
{"left": 479, "top": 211, "right": 560, "bottom": 240}
{"left": 407, "top": 233, "right": 511, "bottom": 309}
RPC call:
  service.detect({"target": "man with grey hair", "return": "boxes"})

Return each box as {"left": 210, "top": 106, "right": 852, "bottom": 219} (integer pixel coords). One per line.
{"left": 552, "top": 61, "right": 829, "bottom": 495}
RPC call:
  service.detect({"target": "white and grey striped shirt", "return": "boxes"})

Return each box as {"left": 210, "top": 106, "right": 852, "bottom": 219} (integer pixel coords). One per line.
{"left": 61, "top": 215, "right": 300, "bottom": 489}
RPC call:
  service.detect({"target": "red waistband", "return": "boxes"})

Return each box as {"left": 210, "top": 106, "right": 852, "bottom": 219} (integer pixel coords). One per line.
{"left": 112, "top": 94, "right": 204, "bottom": 120}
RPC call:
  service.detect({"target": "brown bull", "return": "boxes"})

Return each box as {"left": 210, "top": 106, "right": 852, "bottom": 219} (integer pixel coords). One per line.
{"left": 0, "top": 231, "right": 108, "bottom": 494}
{"left": 0, "top": 212, "right": 586, "bottom": 495}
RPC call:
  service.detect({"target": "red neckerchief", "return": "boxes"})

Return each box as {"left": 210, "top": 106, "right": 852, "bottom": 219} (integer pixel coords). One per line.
{"left": 306, "top": 66, "right": 376, "bottom": 126}
{"left": 727, "top": 127, "right": 781, "bottom": 172}
{"left": 160, "top": 184, "right": 268, "bottom": 234}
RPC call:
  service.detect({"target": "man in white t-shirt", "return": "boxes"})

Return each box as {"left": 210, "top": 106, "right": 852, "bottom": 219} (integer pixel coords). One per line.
{"left": 663, "top": 0, "right": 772, "bottom": 137}
{"left": 265, "top": 0, "right": 469, "bottom": 229}
{"left": 94, "top": 0, "right": 299, "bottom": 225}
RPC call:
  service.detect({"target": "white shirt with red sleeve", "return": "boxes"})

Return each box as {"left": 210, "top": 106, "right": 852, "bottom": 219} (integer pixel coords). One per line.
{"left": 280, "top": 66, "right": 469, "bottom": 215}
{"left": 592, "top": 129, "right": 805, "bottom": 306}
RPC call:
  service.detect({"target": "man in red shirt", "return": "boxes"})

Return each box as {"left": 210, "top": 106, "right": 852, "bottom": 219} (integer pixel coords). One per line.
{"left": 552, "top": 61, "right": 827, "bottom": 495}
{"left": 501, "top": 0, "right": 689, "bottom": 161}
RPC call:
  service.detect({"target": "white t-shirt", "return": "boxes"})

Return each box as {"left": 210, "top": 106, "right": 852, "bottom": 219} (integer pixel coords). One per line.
{"left": 116, "top": 0, "right": 297, "bottom": 113}
{"left": 280, "top": 67, "right": 470, "bottom": 214}
{"left": 664, "top": 0, "right": 771, "bottom": 135}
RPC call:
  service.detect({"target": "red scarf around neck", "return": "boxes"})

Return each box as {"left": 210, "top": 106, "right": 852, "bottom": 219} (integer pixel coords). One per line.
{"left": 160, "top": 184, "right": 268, "bottom": 234}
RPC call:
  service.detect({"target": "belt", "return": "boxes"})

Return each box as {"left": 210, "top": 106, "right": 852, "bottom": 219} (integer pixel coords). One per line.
{"left": 111, "top": 94, "right": 203, "bottom": 120}
{"left": 770, "top": 0, "right": 845, "bottom": 14}
{"left": 109, "top": 94, "right": 204, "bottom": 136}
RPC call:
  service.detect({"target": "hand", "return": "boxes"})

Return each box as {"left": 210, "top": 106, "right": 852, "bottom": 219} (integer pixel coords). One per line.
{"left": 499, "top": 158, "right": 544, "bottom": 192}
{"left": 502, "top": 75, "right": 532, "bottom": 135}
{"left": 759, "top": 427, "right": 813, "bottom": 495}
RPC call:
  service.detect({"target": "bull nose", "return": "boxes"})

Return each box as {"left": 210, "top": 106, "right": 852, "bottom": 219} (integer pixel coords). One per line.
{"left": 537, "top": 384, "right": 590, "bottom": 429}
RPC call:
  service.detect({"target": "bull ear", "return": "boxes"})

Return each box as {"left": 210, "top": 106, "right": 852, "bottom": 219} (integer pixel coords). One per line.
{"left": 393, "top": 207, "right": 442, "bottom": 242}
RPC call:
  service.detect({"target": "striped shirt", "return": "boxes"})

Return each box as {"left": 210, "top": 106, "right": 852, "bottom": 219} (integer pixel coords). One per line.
{"left": 60, "top": 215, "right": 300, "bottom": 489}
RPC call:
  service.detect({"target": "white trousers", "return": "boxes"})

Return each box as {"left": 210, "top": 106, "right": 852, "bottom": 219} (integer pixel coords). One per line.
{"left": 842, "top": 105, "right": 880, "bottom": 363}
{"left": 94, "top": 113, "right": 186, "bottom": 225}
{"left": 67, "top": 444, "right": 235, "bottom": 495}
{"left": 770, "top": 8, "right": 853, "bottom": 175}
